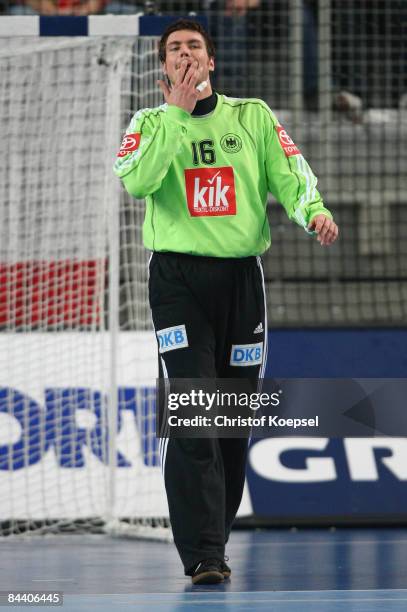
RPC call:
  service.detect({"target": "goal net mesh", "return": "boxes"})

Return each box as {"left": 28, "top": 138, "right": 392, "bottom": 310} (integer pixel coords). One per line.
{"left": 0, "top": 36, "right": 170, "bottom": 537}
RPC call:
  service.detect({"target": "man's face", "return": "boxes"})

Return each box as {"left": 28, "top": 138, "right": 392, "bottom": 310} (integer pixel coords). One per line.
{"left": 162, "top": 29, "right": 215, "bottom": 87}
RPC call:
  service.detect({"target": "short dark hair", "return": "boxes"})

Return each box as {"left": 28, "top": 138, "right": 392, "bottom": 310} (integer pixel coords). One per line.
{"left": 158, "top": 19, "right": 215, "bottom": 63}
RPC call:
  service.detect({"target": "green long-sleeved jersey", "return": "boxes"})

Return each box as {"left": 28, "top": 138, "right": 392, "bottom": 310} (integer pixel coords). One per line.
{"left": 114, "top": 93, "right": 332, "bottom": 258}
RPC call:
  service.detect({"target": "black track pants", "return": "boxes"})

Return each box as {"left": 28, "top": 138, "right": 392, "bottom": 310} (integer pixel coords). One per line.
{"left": 149, "top": 252, "right": 267, "bottom": 574}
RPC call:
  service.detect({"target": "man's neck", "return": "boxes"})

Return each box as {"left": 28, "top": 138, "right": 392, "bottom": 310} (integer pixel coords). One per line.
{"left": 192, "top": 90, "right": 217, "bottom": 116}
{"left": 196, "top": 82, "right": 213, "bottom": 101}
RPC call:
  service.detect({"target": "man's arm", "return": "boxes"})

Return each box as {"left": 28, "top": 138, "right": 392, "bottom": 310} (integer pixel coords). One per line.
{"left": 113, "top": 105, "right": 190, "bottom": 199}
{"left": 263, "top": 105, "right": 338, "bottom": 246}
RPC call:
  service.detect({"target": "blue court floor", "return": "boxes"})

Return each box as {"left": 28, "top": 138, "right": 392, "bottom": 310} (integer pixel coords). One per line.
{"left": 1, "top": 528, "right": 406, "bottom": 611}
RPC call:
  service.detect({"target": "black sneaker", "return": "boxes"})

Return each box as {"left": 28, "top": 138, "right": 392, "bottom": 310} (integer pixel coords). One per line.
{"left": 220, "top": 557, "right": 231, "bottom": 579}
{"left": 191, "top": 558, "right": 224, "bottom": 585}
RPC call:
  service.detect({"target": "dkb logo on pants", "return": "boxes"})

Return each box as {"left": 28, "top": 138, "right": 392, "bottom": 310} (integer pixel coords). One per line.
{"left": 157, "top": 324, "right": 189, "bottom": 353}
{"left": 230, "top": 342, "right": 263, "bottom": 366}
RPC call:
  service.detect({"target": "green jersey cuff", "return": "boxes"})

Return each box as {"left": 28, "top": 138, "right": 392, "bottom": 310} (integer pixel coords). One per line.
{"left": 166, "top": 105, "right": 191, "bottom": 126}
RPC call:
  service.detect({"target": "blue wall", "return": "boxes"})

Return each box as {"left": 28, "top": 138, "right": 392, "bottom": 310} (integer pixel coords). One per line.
{"left": 265, "top": 329, "right": 407, "bottom": 377}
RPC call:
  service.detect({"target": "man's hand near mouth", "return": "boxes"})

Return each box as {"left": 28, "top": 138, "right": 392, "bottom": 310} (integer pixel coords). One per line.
{"left": 158, "top": 59, "right": 201, "bottom": 114}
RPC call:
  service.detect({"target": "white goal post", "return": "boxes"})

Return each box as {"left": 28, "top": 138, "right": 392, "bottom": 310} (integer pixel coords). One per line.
{"left": 0, "top": 21, "right": 171, "bottom": 538}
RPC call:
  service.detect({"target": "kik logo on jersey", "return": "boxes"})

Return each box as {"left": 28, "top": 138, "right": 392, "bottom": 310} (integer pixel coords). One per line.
{"left": 184, "top": 167, "right": 236, "bottom": 217}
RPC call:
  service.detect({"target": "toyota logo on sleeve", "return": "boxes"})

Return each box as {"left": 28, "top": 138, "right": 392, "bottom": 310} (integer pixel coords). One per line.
{"left": 276, "top": 125, "right": 301, "bottom": 157}
{"left": 117, "top": 133, "right": 141, "bottom": 157}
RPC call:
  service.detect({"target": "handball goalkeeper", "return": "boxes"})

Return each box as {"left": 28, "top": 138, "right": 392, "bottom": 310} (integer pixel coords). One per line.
{"left": 114, "top": 18, "right": 338, "bottom": 585}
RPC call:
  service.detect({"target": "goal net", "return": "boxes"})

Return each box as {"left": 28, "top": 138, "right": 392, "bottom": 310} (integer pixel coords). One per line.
{"left": 0, "top": 35, "right": 170, "bottom": 537}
